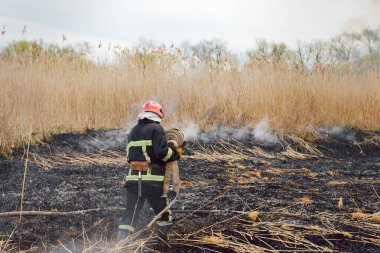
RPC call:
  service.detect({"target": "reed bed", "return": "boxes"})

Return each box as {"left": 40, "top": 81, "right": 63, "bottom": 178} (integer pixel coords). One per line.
{"left": 1, "top": 50, "right": 379, "bottom": 154}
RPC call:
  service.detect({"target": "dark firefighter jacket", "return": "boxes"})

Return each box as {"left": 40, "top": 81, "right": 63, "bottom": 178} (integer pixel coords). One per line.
{"left": 125, "top": 118, "right": 179, "bottom": 184}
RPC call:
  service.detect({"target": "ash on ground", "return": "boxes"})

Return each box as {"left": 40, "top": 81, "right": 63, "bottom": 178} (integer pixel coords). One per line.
{"left": 0, "top": 129, "right": 379, "bottom": 252}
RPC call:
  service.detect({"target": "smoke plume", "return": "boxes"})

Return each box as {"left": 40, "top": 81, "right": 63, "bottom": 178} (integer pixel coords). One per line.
{"left": 253, "top": 120, "right": 278, "bottom": 144}
{"left": 178, "top": 119, "right": 279, "bottom": 144}
{"left": 317, "top": 126, "right": 356, "bottom": 141}
{"left": 345, "top": 0, "right": 380, "bottom": 32}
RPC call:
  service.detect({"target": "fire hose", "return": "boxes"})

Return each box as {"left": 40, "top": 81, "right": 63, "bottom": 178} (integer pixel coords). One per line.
{"left": 146, "top": 128, "right": 185, "bottom": 229}
{"left": 162, "top": 128, "right": 185, "bottom": 197}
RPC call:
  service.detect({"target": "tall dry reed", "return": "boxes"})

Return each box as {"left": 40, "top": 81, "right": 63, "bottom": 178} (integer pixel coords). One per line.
{"left": 0, "top": 54, "right": 379, "bottom": 154}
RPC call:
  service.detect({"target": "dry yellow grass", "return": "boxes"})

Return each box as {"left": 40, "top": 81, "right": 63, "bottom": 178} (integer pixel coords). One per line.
{"left": 1, "top": 52, "right": 380, "bottom": 154}
{"left": 235, "top": 163, "right": 246, "bottom": 170}
{"left": 202, "top": 235, "right": 224, "bottom": 245}
{"left": 243, "top": 170, "right": 262, "bottom": 178}
{"left": 180, "top": 180, "right": 193, "bottom": 188}
{"left": 306, "top": 225, "right": 322, "bottom": 231}
{"left": 341, "top": 231, "right": 353, "bottom": 239}
{"left": 352, "top": 212, "right": 367, "bottom": 219}
{"left": 295, "top": 197, "right": 313, "bottom": 204}
{"left": 308, "top": 172, "right": 318, "bottom": 179}
{"left": 248, "top": 211, "right": 259, "bottom": 221}
{"left": 369, "top": 215, "right": 380, "bottom": 222}
{"left": 338, "top": 197, "right": 343, "bottom": 209}
{"left": 266, "top": 168, "right": 283, "bottom": 174}
{"left": 327, "top": 170, "right": 338, "bottom": 177}
{"left": 297, "top": 168, "right": 311, "bottom": 173}
{"left": 328, "top": 180, "right": 347, "bottom": 186}
{"left": 281, "top": 223, "right": 294, "bottom": 231}
{"left": 369, "top": 238, "right": 380, "bottom": 244}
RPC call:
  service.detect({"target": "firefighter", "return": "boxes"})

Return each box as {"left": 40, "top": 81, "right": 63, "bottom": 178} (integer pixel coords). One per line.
{"left": 117, "top": 100, "right": 181, "bottom": 249}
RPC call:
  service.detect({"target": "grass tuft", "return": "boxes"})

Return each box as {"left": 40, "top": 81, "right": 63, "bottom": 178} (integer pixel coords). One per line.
{"left": 202, "top": 235, "right": 224, "bottom": 245}
{"left": 352, "top": 212, "right": 367, "bottom": 219}
{"left": 248, "top": 211, "right": 259, "bottom": 221}
{"left": 369, "top": 215, "right": 380, "bottom": 222}
{"left": 338, "top": 197, "right": 343, "bottom": 209}
{"left": 295, "top": 197, "right": 313, "bottom": 204}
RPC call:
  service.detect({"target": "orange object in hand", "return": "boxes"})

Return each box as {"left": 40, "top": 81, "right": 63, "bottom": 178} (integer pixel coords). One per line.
{"left": 176, "top": 147, "right": 183, "bottom": 156}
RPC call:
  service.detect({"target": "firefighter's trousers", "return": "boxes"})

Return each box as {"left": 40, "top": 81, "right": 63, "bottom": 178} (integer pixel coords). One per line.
{"left": 118, "top": 182, "right": 172, "bottom": 236}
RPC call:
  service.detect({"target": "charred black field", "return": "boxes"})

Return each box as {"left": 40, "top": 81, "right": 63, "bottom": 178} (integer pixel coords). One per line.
{"left": 0, "top": 128, "right": 379, "bottom": 253}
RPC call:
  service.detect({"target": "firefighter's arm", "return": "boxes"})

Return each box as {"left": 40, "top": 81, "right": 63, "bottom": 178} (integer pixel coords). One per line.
{"left": 152, "top": 126, "right": 180, "bottom": 162}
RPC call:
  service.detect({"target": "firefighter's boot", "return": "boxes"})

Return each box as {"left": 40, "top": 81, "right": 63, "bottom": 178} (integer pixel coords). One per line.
{"left": 155, "top": 224, "right": 170, "bottom": 251}
{"left": 116, "top": 225, "right": 134, "bottom": 243}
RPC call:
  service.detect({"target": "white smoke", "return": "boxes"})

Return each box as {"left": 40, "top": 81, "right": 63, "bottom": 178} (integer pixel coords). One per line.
{"left": 165, "top": 99, "right": 178, "bottom": 116}
{"left": 253, "top": 120, "right": 278, "bottom": 144}
{"left": 197, "top": 126, "right": 254, "bottom": 142}
{"left": 78, "top": 118, "right": 280, "bottom": 151}
{"left": 327, "top": 126, "right": 344, "bottom": 136}
{"left": 345, "top": 0, "right": 380, "bottom": 32}
{"left": 317, "top": 126, "right": 356, "bottom": 141}
{"left": 175, "top": 119, "right": 279, "bottom": 144}
{"left": 181, "top": 121, "right": 200, "bottom": 141}
{"left": 232, "top": 126, "right": 252, "bottom": 140}
{"left": 79, "top": 129, "right": 129, "bottom": 152}
{"left": 199, "top": 127, "right": 230, "bottom": 142}
{"left": 78, "top": 121, "right": 136, "bottom": 152}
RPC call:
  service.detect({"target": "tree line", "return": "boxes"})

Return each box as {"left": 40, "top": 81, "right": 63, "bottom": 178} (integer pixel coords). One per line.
{"left": 1, "top": 27, "right": 379, "bottom": 73}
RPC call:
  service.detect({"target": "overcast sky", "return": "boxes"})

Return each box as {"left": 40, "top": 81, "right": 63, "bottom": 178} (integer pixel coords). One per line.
{"left": 0, "top": 0, "right": 379, "bottom": 52}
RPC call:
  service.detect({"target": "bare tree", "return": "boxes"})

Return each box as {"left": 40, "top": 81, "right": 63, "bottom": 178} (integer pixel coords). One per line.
{"left": 137, "top": 37, "right": 156, "bottom": 55}
{"left": 328, "top": 33, "right": 360, "bottom": 64}
{"left": 247, "top": 40, "right": 293, "bottom": 67}
{"left": 247, "top": 39, "right": 270, "bottom": 65}
{"left": 294, "top": 40, "right": 328, "bottom": 72}
{"left": 191, "top": 39, "right": 229, "bottom": 65}
{"left": 359, "top": 28, "right": 380, "bottom": 71}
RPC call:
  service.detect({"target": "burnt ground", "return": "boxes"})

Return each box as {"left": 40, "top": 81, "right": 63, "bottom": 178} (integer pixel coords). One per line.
{"left": 0, "top": 129, "right": 379, "bottom": 252}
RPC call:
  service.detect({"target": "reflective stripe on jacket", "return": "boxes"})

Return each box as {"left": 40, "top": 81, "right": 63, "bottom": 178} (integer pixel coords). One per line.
{"left": 125, "top": 118, "right": 179, "bottom": 182}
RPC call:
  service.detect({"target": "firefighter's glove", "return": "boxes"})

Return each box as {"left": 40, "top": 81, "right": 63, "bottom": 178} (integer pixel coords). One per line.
{"left": 171, "top": 147, "right": 181, "bottom": 161}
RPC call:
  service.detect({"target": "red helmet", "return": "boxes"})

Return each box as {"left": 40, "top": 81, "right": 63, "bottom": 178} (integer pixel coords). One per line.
{"left": 140, "top": 100, "right": 164, "bottom": 118}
